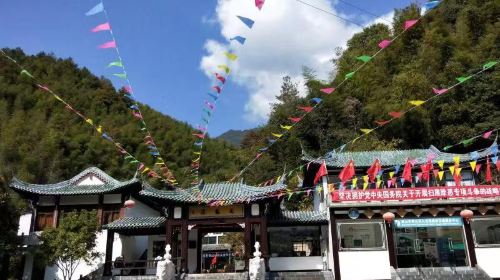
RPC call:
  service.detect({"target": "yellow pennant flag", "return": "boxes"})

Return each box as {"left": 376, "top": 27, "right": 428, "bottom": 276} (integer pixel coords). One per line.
{"left": 281, "top": 125, "right": 292, "bottom": 130}
{"left": 449, "top": 165, "right": 455, "bottom": 175}
{"left": 438, "top": 160, "right": 444, "bottom": 170}
{"left": 317, "top": 186, "right": 323, "bottom": 193}
{"left": 328, "top": 183, "right": 335, "bottom": 193}
{"left": 469, "top": 161, "right": 477, "bottom": 172}
{"left": 360, "top": 128, "right": 374, "bottom": 134}
{"left": 192, "top": 157, "right": 200, "bottom": 162}
{"left": 193, "top": 151, "right": 201, "bottom": 155}
{"left": 376, "top": 179, "right": 382, "bottom": 188}
{"left": 224, "top": 52, "right": 238, "bottom": 61}
{"left": 142, "top": 167, "right": 150, "bottom": 174}
{"left": 85, "top": 119, "right": 93, "bottom": 126}
{"left": 96, "top": 125, "right": 103, "bottom": 134}
{"left": 217, "top": 64, "right": 230, "bottom": 74}
{"left": 53, "top": 94, "right": 63, "bottom": 102}
{"left": 409, "top": 100, "right": 425, "bottom": 106}
{"left": 362, "top": 175, "right": 369, "bottom": 190}
{"left": 453, "top": 156, "right": 460, "bottom": 165}
{"left": 438, "top": 171, "right": 444, "bottom": 180}
{"left": 272, "top": 133, "right": 283, "bottom": 138}
{"left": 456, "top": 167, "right": 462, "bottom": 176}
{"left": 389, "top": 171, "right": 395, "bottom": 178}
{"left": 352, "top": 177, "right": 358, "bottom": 189}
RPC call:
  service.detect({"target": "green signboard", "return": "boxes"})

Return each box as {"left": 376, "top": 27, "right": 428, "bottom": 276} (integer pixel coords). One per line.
{"left": 394, "top": 217, "right": 463, "bottom": 228}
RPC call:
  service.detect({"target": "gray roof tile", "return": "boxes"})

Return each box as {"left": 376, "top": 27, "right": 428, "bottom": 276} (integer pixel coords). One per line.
{"left": 102, "top": 216, "right": 166, "bottom": 230}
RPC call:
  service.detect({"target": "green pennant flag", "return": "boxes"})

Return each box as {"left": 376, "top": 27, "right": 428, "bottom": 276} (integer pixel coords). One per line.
{"left": 203, "top": 109, "right": 211, "bottom": 116}
{"left": 456, "top": 76, "right": 471, "bottom": 83}
{"left": 124, "top": 155, "right": 134, "bottom": 160}
{"left": 461, "top": 138, "right": 474, "bottom": 147}
{"left": 443, "top": 145, "right": 452, "bottom": 151}
{"left": 108, "top": 61, "right": 123, "bottom": 68}
{"left": 483, "top": 61, "right": 498, "bottom": 70}
{"left": 113, "top": 73, "right": 127, "bottom": 79}
{"left": 129, "top": 160, "right": 140, "bottom": 164}
{"left": 345, "top": 71, "right": 355, "bottom": 80}
{"left": 20, "top": 69, "right": 34, "bottom": 78}
{"left": 287, "top": 192, "right": 293, "bottom": 200}
{"left": 356, "top": 55, "right": 372, "bottom": 63}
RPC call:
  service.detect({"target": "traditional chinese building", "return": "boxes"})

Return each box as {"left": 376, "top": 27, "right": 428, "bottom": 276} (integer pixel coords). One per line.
{"left": 11, "top": 167, "right": 330, "bottom": 280}
{"left": 303, "top": 141, "right": 500, "bottom": 280}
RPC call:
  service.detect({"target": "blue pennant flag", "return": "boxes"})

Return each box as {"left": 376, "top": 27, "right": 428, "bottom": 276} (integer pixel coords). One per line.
{"left": 492, "top": 144, "right": 498, "bottom": 155}
{"left": 267, "top": 138, "right": 277, "bottom": 144}
{"left": 194, "top": 142, "right": 203, "bottom": 146}
{"left": 150, "top": 151, "right": 160, "bottom": 156}
{"left": 394, "top": 165, "right": 401, "bottom": 174}
{"left": 102, "top": 133, "right": 112, "bottom": 141}
{"left": 492, "top": 155, "right": 498, "bottom": 163}
{"left": 230, "top": 36, "right": 246, "bottom": 45}
{"left": 470, "top": 151, "right": 479, "bottom": 161}
{"left": 208, "top": 93, "right": 218, "bottom": 101}
{"left": 85, "top": 3, "right": 104, "bottom": 16}
{"left": 423, "top": 1, "right": 440, "bottom": 10}
{"left": 400, "top": 178, "right": 405, "bottom": 185}
{"left": 130, "top": 105, "right": 139, "bottom": 110}
{"left": 259, "top": 147, "right": 269, "bottom": 152}
{"left": 311, "top": 97, "right": 322, "bottom": 104}
{"left": 237, "top": 15, "right": 255, "bottom": 28}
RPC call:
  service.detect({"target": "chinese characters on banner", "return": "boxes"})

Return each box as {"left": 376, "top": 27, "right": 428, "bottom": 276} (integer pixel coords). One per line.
{"left": 331, "top": 185, "right": 500, "bottom": 202}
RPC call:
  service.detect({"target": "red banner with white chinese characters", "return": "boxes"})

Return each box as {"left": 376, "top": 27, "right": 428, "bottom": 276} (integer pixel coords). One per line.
{"left": 331, "top": 185, "right": 500, "bottom": 202}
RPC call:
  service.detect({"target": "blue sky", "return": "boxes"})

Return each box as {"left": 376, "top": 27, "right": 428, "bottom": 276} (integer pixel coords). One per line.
{"left": 0, "top": 0, "right": 413, "bottom": 136}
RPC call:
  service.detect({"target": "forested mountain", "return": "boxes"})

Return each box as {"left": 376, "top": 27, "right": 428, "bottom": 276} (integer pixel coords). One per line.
{"left": 217, "top": 129, "right": 254, "bottom": 146}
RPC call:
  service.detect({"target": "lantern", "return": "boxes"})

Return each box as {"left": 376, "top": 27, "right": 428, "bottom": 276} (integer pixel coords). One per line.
{"left": 460, "top": 209, "right": 473, "bottom": 223}
{"left": 124, "top": 199, "right": 135, "bottom": 208}
{"left": 383, "top": 212, "right": 395, "bottom": 224}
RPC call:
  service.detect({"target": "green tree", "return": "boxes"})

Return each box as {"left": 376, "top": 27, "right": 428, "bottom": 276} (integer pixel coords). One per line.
{"left": 39, "top": 210, "right": 100, "bottom": 280}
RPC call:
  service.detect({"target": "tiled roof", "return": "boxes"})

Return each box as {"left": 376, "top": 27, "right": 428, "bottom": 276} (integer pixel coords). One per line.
{"left": 269, "top": 210, "right": 328, "bottom": 224}
{"left": 102, "top": 216, "right": 166, "bottom": 230}
{"left": 140, "top": 181, "right": 287, "bottom": 204}
{"left": 10, "top": 167, "right": 139, "bottom": 195}
{"left": 303, "top": 141, "right": 498, "bottom": 168}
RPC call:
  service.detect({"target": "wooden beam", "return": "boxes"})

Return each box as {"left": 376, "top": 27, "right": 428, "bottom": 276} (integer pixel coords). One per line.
{"left": 103, "top": 230, "right": 114, "bottom": 276}
{"left": 385, "top": 222, "right": 397, "bottom": 268}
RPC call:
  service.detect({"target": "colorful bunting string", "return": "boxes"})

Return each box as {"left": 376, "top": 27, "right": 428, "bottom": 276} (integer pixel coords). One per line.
{"left": 85, "top": 0, "right": 176, "bottom": 184}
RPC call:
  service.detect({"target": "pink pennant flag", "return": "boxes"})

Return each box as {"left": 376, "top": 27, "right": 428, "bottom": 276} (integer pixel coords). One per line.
{"left": 288, "top": 117, "right": 302, "bottom": 123}
{"left": 91, "top": 22, "right": 111, "bottom": 32}
{"left": 298, "top": 106, "right": 314, "bottom": 113}
{"left": 378, "top": 39, "right": 391, "bottom": 49}
{"left": 197, "top": 125, "right": 207, "bottom": 131}
{"left": 122, "top": 86, "right": 132, "bottom": 94}
{"left": 255, "top": 0, "right": 265, "bottom": 10}
{"left": 475, "top": 164, "right": 482, "bottom": 174}
{"left": 205, "top": 101, "right": 215, "bottom": 110}
{"left": 320, "top": 87, "right": 335, "bottom": 94}
{"left": 98, "top": 41, "right": 116, "bottom": 49}
{"left": 374, "top": 120, "right": 390, "bottom": 126}
{"left": 212, "top": 86, "right": 221, "bottom": 94}
{"left": 483, "top": 130, "right": 493, "bottom": 139}
{"left": 132, "top": 111, "right": 143, "bottom": 120}
{"left": 36, "top": 84, "right": 50, "bottom": 92}
{"left": 404, "top": 19, "right": 418, "bottom": 30}
{"left": 432, "top": 88, "right": 448, "bottom": 95}
{"left": 215, "top": 73, "right": 226, "bottom": 84}
{"left": 389, "top": 111, "right": 403, "bottom": 118}
{"left": 193, "top": 133, "right": 205, "bottom": 139}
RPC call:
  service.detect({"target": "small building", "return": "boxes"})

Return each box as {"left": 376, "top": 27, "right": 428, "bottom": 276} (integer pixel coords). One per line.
{"left": 303, "top": 142, "right": 500, "bottom": 280}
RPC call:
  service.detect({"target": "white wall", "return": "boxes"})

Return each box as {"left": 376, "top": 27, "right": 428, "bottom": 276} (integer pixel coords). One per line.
{"left": 269, "top": 256, "right": 323, "bottom": 271}
{"left": 339, "top": 251, "right": 391, "bottom": 280}
{"left": 18, "top": 213, "right": 32, "bottom": 236}
{"left": 103, "top": 194, "right": 121, "bottom": 204}
{"left": 124, "top": 198, "right": 159, "bottom": 217}
{"left": 475, "top": 247, "right": 500, "bottom": 278}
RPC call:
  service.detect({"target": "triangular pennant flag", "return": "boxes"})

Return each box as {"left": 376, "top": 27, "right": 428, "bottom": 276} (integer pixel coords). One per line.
{"left": 224, "top": 52, "right": 238, "bottom": 61}
{"left": 230, "top": 36, "right": 246, "bottom": 45}
{"left": 85, "top": 3, "right": 104, "bottom": 16}
{"left": 482, "top": 61, "right": 498, "bottom": 70}
{"left": 345, "top": 72, "right": 355, "bottom": 80}
{"left": 96, "top": 125, "right": 103, "bottom": 134}
{"left": 475, "top": 164, "right": 482, "bottom": 174}
{"left": 387, "top": 179, "right": 393, "bottom": 188}
{"left": 432, "top": 88, "right": 448, "bottom": 95}
{"left": 438, "top": 171, "right": 444, "bottom": 180}
{"left": 298, "top": 106, "right": 314, "bottom": 113}
{"left": 85, "top": 119, "right": 93, "bottom": 126}
{"left": 108, "top": 61, "right": 123, "bottom": 68}
{"left": 99, "top": 41, "right": 116, "bottom": 49}
{"left": 217, "top": 64, "right": 230, "bottom": 74}
{"left": 409, "top": 100, "right": 425, "bottom": 106}
{"left": 375, "top": 120, "right": 390, "bottom": 126}
{"left": 113, "top": 73, "right": 127, "bottom": 79}
{"left": 20, "top": 70, "right": 34, "bottom": 78}
{"left": 394, "top": 165, "right": 401, "bottom": 174}
{"left": 215, "top": 73, "right": 226, "bottom": 84}
{"left": 404, "top": 19, "right": 418, "bottom": 30}
{"left": 356, "top": 55, "right": 372, "bottom": 63}
{"left": 267, "top": 138, "right": 276, "bottom": 144}
{"left": 438, "top": 160, "right": 444, "bottom": 170}
{"left": 212, "top": 86, "right": 221, "bottom": 93}
{"left": 205, "top": 101, "right": 215, "bottom": 110}
{"left": 389, "top": 171, "right": 394, "bottom": 178}
{"left": 320, "top": 87, "right": 335, "bottom": 94}
{"left": 91, "top": 22, "right": 111, "bottom": 32}
{"left": 208, "top": 92, "right": 218, "bottom": 101}
{"left": 255, "top": 0, "right": 265, "bottom": 10}
{"left": 280, "top": 125, "right": 292, "bottom": 130}
{"left": 455, "top": 167, "right": 462, "bottom": 176}
{"left": 496, "top": 158, "right": 500, "bottom": 172}
{"left": 311, "top": 97, "right": 322, "bottom": 104}
{"left": 360, "top": 128, "right": 374, "bottom": 134}
{"left": 272, "top": 133, "right": 283, "bottom": 138}
{"left": 433, "top": 169, "right": 439, "bottom": 179}
{"left": 452, "top": 155, "right": 460, "bottom": 166}
{"left": 461, "top": 139, "right": 474, "bottom": 147}
{"left": 288, "top": 117, "right": 302, "bottom": 123}
{"left": 378, "top": 39, "right": 391, "bottom": 49}
{"left": 352, "top": 177, "right": 358, "bottom": 189}
{"left": 483, "top": 130, "right": 493, "bottom": 139}
{"left": 376, "top": 179, "right": 382, "bottom": 188}
{"left": 36, "top": 84, "right": 50, "bottom": 92}
{"left": 237, "top": 15, "right": 255, "bottom": 28}
{"left": 389, "top": 111, "right": 402, "bottom": 118}
{"left": 423, "top": 1, "right": 440, "bottom": 10}
{"left": 456, "top": 76, "right": 471, "bottom": 83}
{"left": 449, "top": 165, "right": 455, "bottom": 176}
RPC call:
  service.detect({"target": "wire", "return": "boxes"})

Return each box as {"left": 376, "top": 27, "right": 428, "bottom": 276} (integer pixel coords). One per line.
{"left": 295, "top": 0, "right": 365, "bottom": 28}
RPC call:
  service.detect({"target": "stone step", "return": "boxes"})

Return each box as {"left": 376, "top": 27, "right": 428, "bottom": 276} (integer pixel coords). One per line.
{"left": 395, "top": 267, "right": 492, "bottom": 280}
{"left": 267, "top": 271, "right": 334, "bottom": 280}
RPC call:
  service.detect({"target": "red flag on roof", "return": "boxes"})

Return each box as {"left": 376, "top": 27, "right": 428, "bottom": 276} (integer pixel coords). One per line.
{"left": 486, "top": 157, "right": 492, "bottom": 183}
{"left": 367, "top": 159, "right": 381, "bottom": 183}
{"left": 402, "top": 159, "right": 413, "bottom": 183}
{"left": 314, "top": 161, "right": 328, "bottom": 185}
{"left": 339, "top": 160, "right": 355, "bottom": 185}
{"left": 420, "top": 160, "right": 433, "bottom": 181}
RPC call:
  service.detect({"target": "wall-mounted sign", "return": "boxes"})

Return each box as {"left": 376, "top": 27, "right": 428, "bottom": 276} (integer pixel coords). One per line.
{"left": 394, "top": 217, "right": 463, "bottom": 228}
{"left": 332, "top": 185, "right": 500, "bottom": 202}
{"left": 189, "top": 205, "right": 244, "bottom": 219}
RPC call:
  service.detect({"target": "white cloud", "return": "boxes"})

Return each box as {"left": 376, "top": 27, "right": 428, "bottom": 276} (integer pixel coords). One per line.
{"left": 200, "top": 0, "right": 389, "bottom": 123}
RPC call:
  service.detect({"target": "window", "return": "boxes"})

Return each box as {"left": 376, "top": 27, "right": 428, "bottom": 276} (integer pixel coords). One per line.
{"left": 152, "top": 241, "right": 166, "bottom": 258}
{"left": 35, "top": 212, "right": 54, "bottom": 231}
{"left": 269, "top": 226, "right": 321, "bottom": 257}
{"left": 338, "top": 221, "right": 385, "bottom": 250}
{"left": 472, "top": 218, "right": 500, "bottom": 246}
{"left": 203, "top": 236, "right": 217, "bottom": 245}
{"left": 102, "top": 209, "right": 120, "bottom": 225}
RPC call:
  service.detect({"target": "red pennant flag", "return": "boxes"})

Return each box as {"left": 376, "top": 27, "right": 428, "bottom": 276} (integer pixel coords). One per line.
{"left": 339, "top": 160, "right": 355, "bottom": 185}
{"left": 389, "top": 111, "right": 403, "bottom": 118}
{"left": 390, "top": 177, "right": 397, "bottom": 188}
{"left": 454, "top": 172, "right": 462, "bottom": 187}
{"left": 432, "top": 88, "right": 448, "bottom": 95}
{"left": 420, "top": 160, "right": 433, "bottom": 181}
{"left": 486, "top": 157, "right": 492, "bottom": 183}
{"left": 475, "top": 164, "right": 482, "bottom": 174}
{"left": 193, "top": 133, "right": 205, "bottom": 139}
{"left": 496, "top": 159, "right": 500, "bottom": 172}
{"left": 288, "top": 117, "right": 302, "bottom": 123}
{"left": 314, "top": 161, "right": 328, "bottom": 185}
{"left": 298, "top": 106, "right": 314, "bottom": 113}
{"left": 215, "top": 73, "right": 226, "bottom": 84}
{"left": 432, "top": 169, "right": 439, "bottom": 180}
{"left": 367, "top": 159, "right": 381, "bottom": 183}
{"left": 211, "top": 255, "right": 217, "bottom": 265}
{"left": 402, "top": 159, "right": 413, "bottom": 183}
{"left": 320, "top": 87, "right": 335, "bottom": 94}
{"left": 374, "top": 120, "right": 390, "bottom": 126}
{"left": 122, "top": 86, "right": 132, "bottom": 94}
{"left": 404, "top": 19, "right": 418, "bottom": 30}
{"left": 212, "top": 86, "right": 221, "bottom": 93}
